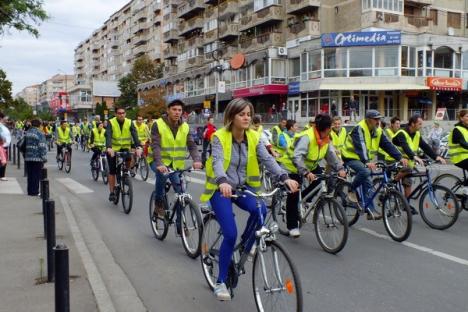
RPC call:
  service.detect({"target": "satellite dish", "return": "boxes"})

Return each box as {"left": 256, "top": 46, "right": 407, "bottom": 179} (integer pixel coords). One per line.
{"left": 230, "top": 53, "right": 245, "bottom": 70}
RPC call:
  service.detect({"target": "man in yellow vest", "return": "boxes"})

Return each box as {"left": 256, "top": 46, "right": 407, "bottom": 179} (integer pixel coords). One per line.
{"left": 277, "top": 114, "right": 346, "bottom": 237}
{"left": 134, "top": 115, "right": 150, "bottom": 145}
{"left": 329, "top": 116, "right": 347, "bottom": 157}
{"left": 277, "top": 119, "right": 298, "bottom": 157}
{"left": 341, "top": 110, "right": 407, "bottom": 220}
{"left": 89, "top": 121, "right": 106, "bottom": 167}
{"left": 270, "top": 118, "right": 286, "bottom": 154}
{"left": 449, "top": 109, "right": 468, "bottom": 195}
{"left": 392, "top": 115, "right": 445, "bottom": 213}
{"left": 106, "top": 107, "right": 142, "bottom": 202}
{"left": 92, "top": 115, "right": 101, "bottom": 129}
{"left": 150, "top": 99, "right": 202, "bottom": 219}
{"left": 56, "top": 120, "right": 72, "bottom": 161}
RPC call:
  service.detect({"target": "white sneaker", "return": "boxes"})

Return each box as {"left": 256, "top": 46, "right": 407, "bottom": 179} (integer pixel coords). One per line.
{"left": 214, "top": 283, "right": 231, "bottom": 301}
{"left": 461, "top": 187, "right": 468, "bottom": 196}
{"left": 289, "top": 228, "right": 301, "bottom": 238}
{"left": 0, "top": 177, "right": 7, "bottom": 181}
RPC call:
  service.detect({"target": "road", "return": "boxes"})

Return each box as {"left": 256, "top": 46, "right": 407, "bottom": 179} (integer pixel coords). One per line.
{"left": 31, "top": 148, "right": 468, "bottom": 311}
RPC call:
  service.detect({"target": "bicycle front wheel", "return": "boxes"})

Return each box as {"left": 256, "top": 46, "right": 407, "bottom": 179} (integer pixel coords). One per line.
{"left": 91, "top": 160, "right": 99, "bottom": 181}
{"left": 180, "top": 199, "right": 203, "bottom": 259}
{"left": 200, "top": 213, "right": 222, "bottom": 291}
{"left": 334, "top": 181, "right": 360, "bottom": 226}
{"left": 382, "top": 189, "right": 412, "bottom": 242}
{"left": 64, "top": 153, "right": 71, "bottom": 173}
{"left": 57, "top": 153, "right": 63, "bottom": 170}
{"left": 252, "top": 240, "right": 303, "bottom": 312}
{"left": 149, "top": 192, "right": 168, "bottom": 240}
{"left": 434, "top": 173, "right": 466, "bottom": 211}
{"left": 101, "top": 158, "right": 108, "bottom": 184}
{"left": 139, "top": 157, "right": 149, "bottom": 181}
{"left": 270, "top": 191, "right": 289, "bottom": 236}
{"left": 419, "top": 185, "right": 459, "bottom": 230}
{"left": 313, "top": 198, "right": 348, "bottom": 254}
{"left": 121, "top": 175, "right": 133, "bottom": 214}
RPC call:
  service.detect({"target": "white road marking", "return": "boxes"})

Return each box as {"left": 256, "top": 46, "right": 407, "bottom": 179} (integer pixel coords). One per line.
{"left": 56, "top": 178, "right": 94, "bottom": 194}
{"left": 358, "top": 227, "right": 468, "bottom": 267}
{"left": 0, "top": 177, "right": 23, "bottom": 194}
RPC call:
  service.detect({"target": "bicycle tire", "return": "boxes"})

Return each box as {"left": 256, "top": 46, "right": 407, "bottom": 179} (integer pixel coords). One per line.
{"left": 121, "top": 175, "right": 133, "bottom": 214}
{"left": 113, "top": 185, "right": 120, "bottom": 205}
{"left": 200, "top": 214, "right": 222, "bottom": 291}
{"left": 270, "top": 191, "right": 290, "bottom": 236}
{"left": 102, "top": 158, "right": 108, "bottom": 184}
{"left": 382, "top": 189, "right": 412, "bottom": 242}
{"left": 91, "top": 160, "right": 99, "bottom": 181}
{"left": 434, "top": 173, "right": 467, "bottom": 211}
{"left": 252, "top": 240, "right": 303, "bottom": 312}
{"left": 180, "top": 199, "right": 203, "bottom": 259}
{"left": 64, "top": 152, "right": 71, "bottom": 173}
{"left": 139, "top": 157, "right": 149, "bottom": 181}
{"left": 334, "top": 181, "right": 360, "bottom": 226}
{"left": 419, "top": 184, "right": 459, "bottom": 230}
{"left": 313, "top": 197, "right": 348, "bottom": 254}
{"left": 149, "top": 192, "right": 168, "bottom": 240}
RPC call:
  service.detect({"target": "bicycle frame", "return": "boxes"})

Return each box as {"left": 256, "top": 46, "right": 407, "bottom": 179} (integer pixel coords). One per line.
{"left": 356, "top": 168, "right": 392, "bottom": 212}
{"left": 163, "top": 170, "right": 193, "bottom": 224}
{"left": 398, "top": 165, "right": 438, "bottom": 206}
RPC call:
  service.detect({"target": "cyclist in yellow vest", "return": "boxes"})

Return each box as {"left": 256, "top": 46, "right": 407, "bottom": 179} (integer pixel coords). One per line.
{"left": 56, "top": 120, "right": 73, "bottom": 161}
{"left": 270, "top": 118, "right": 286, "bottom": 154}
{"left": 341, "top": 110, "right": 407, "bottom": 220}
{"left": 303, "top": 118, "right": 315, "bottom": 132}
{"left": 134, "top": 115, "right": 150, "bottom": 145}
{"left": 251, "top": 115, "right": 277, "bottom": 156}
{"left": 277, "top": 114, "right": 346, "bottom": 237}
{"left": 449, "top": 109, "right": 468, "bottom": 194}
{"left": 105, "top": 107, "right": 142, "bottom": 202}
{"left": 199, "top": 98, "right": 298, "bottom": 301}
{"left": 92, "top": 115, "right": 101, "bottom": 129}
{"left": 89, "top": 121, "right": 106, "bottom": 168}
{"left": 329, "top": 116, "right": 347, "bottom": 157}
{"left": 392, "top": 115, "right": 445, "bottom": 212}
{"left": 277, "top": 119, "right": 298, "bottom": 157}
{"left": 150, "top": 99, "right": 202, "bottom": 219}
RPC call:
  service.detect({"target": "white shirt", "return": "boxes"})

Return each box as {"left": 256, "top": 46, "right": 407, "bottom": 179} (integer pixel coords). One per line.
{"left": 0, "top": 123, "right": 11, "bottom": 147}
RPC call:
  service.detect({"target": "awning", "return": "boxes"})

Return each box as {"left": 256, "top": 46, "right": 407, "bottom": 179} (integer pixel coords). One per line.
{"left": 426, "top": 77, "right": 463, "bottom": 91}
{"left": 319, "top": 83, "right": 429, "bottom": 91}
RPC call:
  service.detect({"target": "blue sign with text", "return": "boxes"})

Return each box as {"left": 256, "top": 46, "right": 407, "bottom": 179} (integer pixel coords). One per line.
{"left": 288, "top": 82, "right": 300, "bottom": 96}
{"left": 321, "top": 31, "right": 401, "bottom": 47}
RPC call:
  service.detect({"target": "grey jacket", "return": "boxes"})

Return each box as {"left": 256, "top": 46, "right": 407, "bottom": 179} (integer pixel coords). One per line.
{"left": 212, "top": 132, "right": 288, "bottom": 188}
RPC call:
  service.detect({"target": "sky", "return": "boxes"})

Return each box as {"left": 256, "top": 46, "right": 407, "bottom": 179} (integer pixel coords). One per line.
{"left": 0, "top": 0, "right": 130, "bottom": 95}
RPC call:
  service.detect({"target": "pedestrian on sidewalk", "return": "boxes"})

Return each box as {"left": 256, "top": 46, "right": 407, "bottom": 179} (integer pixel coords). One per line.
{"left": 0, "top": 135, "right": 7, "bottom": 180}
{"left": 202, "top": 116, "right": 216, "bottom": 165}
{"left": 0, "top": 111, "right": 11, "bottom": 181}
{"left": 24, "top": 119, "right": 47, "bottom": 196}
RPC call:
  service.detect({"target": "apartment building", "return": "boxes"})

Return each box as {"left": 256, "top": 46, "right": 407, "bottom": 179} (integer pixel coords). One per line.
{"left": 15, "top": 84, "right": 40, "bottom": 108}
{"left": 138, "top": 0, "right": 468, "bottom": 122}
{"left": 73, "top": 0, "right": 164, "bottom": 112}
{"left": 38, "top": 74, "right": 74, "bottom": 112}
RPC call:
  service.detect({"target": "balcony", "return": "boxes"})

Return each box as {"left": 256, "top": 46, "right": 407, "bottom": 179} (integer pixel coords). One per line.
{"left": 152, "top": 1, "right": 162, "bottom": 13}
{"left": 186, "top": 56, "right": 204, "bottom": 68}
{"left": 406, "top": 0, "right": 432, "bottom": 5}
{"left": 219, "top": 45, "right": 239, "bottom": 59}
{"left": 239, "top": 0, "right": 252, "bottom": 8}
{"left": 204, "top": 6, "right": 217, "bottom": 18}
{"left": 219, "top": 23, "right": 238, "bottom": 41}
{"left": 133, "top": 8, "right": 148, "bottom": 21}
{"left": 163, "top": 29, "right": 179, "bottom": 43}
{"left": 218, "top": 0, "right": 238, "bottom": 19}
{"left": 134, "top": 44, "right": 147, "bottom": 56}
{"left": 134, "top": 31, "right": 149, "bottom": 44}
{"left": 286, "top": 20, "right": 320, "bottom": 39}
{"left": 255, "top": 32, "right": 284, "bottom": 50}
{"left": 187, "top": 36, "right": 204, "bottom": 47}
{"left": 361, "top": 10, "right": 433, "bottom": 33}
{"left": 405, "top": 15, "right": 429, "bottom": 27}
{"left": 164, "top": 64, "right": 178, "bottom": 76}
{"left": 110, "top": 38, "right": 119, "bottom": 48}
{"left": 239, "top": 5, "right": 284, "bottom": 31}
{"left": 239, "top": 35, "right": 255, "bottom": 50}
{"left": 179, "top": 16, "right": 204, "bottom": 37}
{"left": 134, "top": 21, "right": 151, "bottom": 33}
{"left": 203, "top": 28, "right": 217, "bottom": 43}
{"left": 178, "top": 0, "right": 205, "bottom": 20}
{"left": 163, "top": 46, "right": 178, "bottom": 59}
{"left": 287, "top": 0, "right": 320, "bottom": 15}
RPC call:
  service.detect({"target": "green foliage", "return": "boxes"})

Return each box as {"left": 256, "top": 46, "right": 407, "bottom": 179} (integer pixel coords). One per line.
{"left": 94, "top": 101, "right": 108, "bottom": 120}
{"left": 38, "top": 110, "right": 54, "bottom": 121}
{"left": 131, "top": 55, "right": 163, "bottom": 83}
{"left": 0, "top": 0, "right": 49, "bottom": 37}
{"left": 0, "top": 69, "right": 13, "bottom": 109}
{"left": 5, "top": 97, "right": 33, "bottom": 120}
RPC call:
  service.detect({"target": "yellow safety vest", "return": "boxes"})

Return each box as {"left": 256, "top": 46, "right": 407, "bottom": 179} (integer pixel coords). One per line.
{"left": 276, "top": 131, "right": 293, "bottom": 157}
{"left": 57, "top": 127, "right": 71, "bottom": 144}
{"left": 277, "top": 128, "right": 328, "bottom": 174}
{"left": 200, "top": 128, "right": 261, "bottom": 203}
{"left": 92, "top": 128, "right": 106, "bottom": 147}
{"left": 394, "top": 129, "right": 420, "bottom": 168}
{"left": 342, "top": 119, "right": 382, "bottom": 161}
{"left": 330, "top": 127, "right": 347, "bottom": 153}
{"left": 134, "top": 121, "right": 149, "bottom": 144}
{"left": 448, "top": 125, "right": 468, "bottom": 164}
{"left": 110, "top": 117, "right": 132, "bottom": 151}
{"left": 379, "top": 128, "right": 397, "bottom": 162}
{"left": 156, "top": 118, "right": 189, "bottom": 170}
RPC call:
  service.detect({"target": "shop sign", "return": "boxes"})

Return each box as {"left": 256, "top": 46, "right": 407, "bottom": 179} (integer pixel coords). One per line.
{"left": 321, "top": 31, "right": 401, "bottom": 47}
{"left": 426, "top": 77, "right": 463, "bottom": 91}
{"left": 203, "top": 100, "right": 211, "bottom": 109}
{"left": 233, "top": 84, "right": 288, "bottom": 98}
{"left": 435, "top": 108, "right": 447, "bottom": 121}
{"left": 288, "top": 82, "right": 300, "bottom": 96}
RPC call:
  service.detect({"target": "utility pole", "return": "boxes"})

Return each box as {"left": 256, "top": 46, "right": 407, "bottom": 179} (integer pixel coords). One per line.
{"left": 214, "top": 0, "right": 220, "bottom": 120}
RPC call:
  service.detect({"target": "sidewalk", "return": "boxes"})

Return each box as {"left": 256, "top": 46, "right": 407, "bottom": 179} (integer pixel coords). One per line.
{"left": 0, "top": 163, "right": 98, "bottom": 311}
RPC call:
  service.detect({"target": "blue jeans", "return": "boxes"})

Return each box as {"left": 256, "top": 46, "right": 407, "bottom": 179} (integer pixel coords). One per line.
{"left": 210, "top": 188, "right": 267, "bottom": 283}
{"left": 150, "top": 162, "right": 183, "bottom": 199}
{"left": 345, "top": 160, "right": 375, "bottom": 212}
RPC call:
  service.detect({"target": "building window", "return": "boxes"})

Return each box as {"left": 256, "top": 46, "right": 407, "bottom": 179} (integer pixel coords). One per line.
{"left": 349, "top": 47, "right": 372, "bottom": 77}
{"left": 430, "top": 9, "right": 438, "bottom": 26}
{"left": 271, "top": 59, "right": 286, "bottom": 84}
{"left": 288, "top": 58, "right": 300, "bottom": 79}
{"left": 447, "top": 12, "right": 461, "bottom": 29}
{"left": 363, "top": 0, "right": 403, "bottom": 14}
{"left": 254, "top": 0, "right": 281, "bottom": 12}
{"left": 324, "top": 48, "right": 347, "bottom": 77}
{"left": 375, "top": 46, "right": 398, "bottom": 76}
{"left": 203, "top": 19, "right": 217, "bottom": 32}
{"left": 308, "top": 51, "right": 321, "bottom": 79}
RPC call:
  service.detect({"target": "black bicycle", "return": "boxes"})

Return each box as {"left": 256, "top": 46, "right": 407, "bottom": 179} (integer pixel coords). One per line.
{"left": 112, "top": 151, "right": 134, "bottom": 214}
{"left": 130, "top": 153, "right": 149, "bottom": 181}
{"left": 57, "top": 143, "right": 72, "bottom": 174}
{"left": 91, "top": 149, "right": 108, "bottom": 184}
{"left": 149, "top": 168, "right": 203, "bottom": 259}
{"left": 434, "top": 169, "right": 468, "bottom": 212}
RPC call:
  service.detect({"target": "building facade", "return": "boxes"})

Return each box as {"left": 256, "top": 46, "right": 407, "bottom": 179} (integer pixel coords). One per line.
{"left": 38, "top": 74, "right": 74, "bottom": 113}
{"left": 15, "top": 84, "right": 40, "bottom": 108}
{"left": 137, "top": 0, "right": 468, "bottom": 122}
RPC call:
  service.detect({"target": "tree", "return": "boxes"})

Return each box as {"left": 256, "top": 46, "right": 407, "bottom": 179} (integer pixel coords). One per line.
{"left": 0, "top": 69, "right": 12, "bottom": 110}
{"left": 131, "top": 55, "right": 163, "bottom": 83}
{"left": 116, "top": 74, "right": 138, "bottom": 109}
{"left": 138, "top": 87, "right": 166, "bottom": 119}
{"left": 0, "top": 0, "right": 49, "bottom": 37}
{"left": 5, "top": 97, "right": 33, "bottom": 120}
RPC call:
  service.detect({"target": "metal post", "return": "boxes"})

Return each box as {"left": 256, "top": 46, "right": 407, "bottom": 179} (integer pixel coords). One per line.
{"left": 46, "top": 200, "right": 56, "bottom": 282}
{"left": 23, "top": 159, "right": 27, "bottom": 177}
{"left": 17, "top": 145, "right": 20, "bottom": 169}
{"left": 41, "top": 179, "right": 49, "bottom": 239}
{"left": 54, "top": 244, "right": 70, "bottom": 312}
{"left": 12, "top": 144, "right": 16, "bottom": 165}
{"left": 41, "top": 167, "right": 48, "bottom": 180}
{"left": 8, "top": 145, "right": 11, "bottom": 161}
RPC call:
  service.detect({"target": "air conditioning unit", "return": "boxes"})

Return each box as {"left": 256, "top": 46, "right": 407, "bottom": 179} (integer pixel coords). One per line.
{"left": 278, "top": 47, "right": 288, "bottom": 56}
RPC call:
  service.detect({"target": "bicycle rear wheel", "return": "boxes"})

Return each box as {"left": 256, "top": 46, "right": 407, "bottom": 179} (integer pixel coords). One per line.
{"left": 139, "top": 157, "right": 149, "bottom": 181}
{"left": 419, "top": 185, "right": 459, "bottom": 230}
{"left": 101, "top": 158, "right": 108, "bottom": 184}
{"left": 57, "top": 156, "right": 63, "bottom": 170}
{"left": 149, "top": 192, "right": 168, "bottom": 240}
{"left": 91, "top": 160, "right": 99, "bottom": 181}
{"left": 313, "top": 198, "right": 348, "bottom": 254}
{"left": 252, "top": 240, "right": 303, "bottom": 312}
{"left": 382, "top": 189, "right": 412, "bottom": 242}
{"left": 270, "top": 191, "right": 289, "bottom": 236}
{"left": 64, "top": 152, "right": 71, "bottom": 173}
{"left": 121, "top": 175, "right": 133, "bottom": 214}
{"left": 334, "top": 181, "right": 360, "bottom": 226}
{"left": 180, "top": 199, "right": 203, "bottom": 259}
{"left": 113, "top": 185, "right": 120, "bottom": 205}
{"left": 200, "top": 213, "right": 222, "bottom": 291}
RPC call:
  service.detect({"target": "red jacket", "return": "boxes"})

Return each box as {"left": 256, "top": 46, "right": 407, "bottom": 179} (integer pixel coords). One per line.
{"left": 203, "top": 124, "right": 216, "bottom": 141}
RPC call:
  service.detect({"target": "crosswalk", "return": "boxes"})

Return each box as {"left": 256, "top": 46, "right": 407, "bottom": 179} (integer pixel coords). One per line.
{"left": 56, "top": 177, "right": 94, "bottom": 194}
{"left": 0, "top": 177, "right": 24, "bottom": 194}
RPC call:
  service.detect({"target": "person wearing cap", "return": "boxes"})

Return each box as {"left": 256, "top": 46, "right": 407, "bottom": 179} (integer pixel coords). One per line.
{"left": 149, "top": 99, "right": 202, "bottom": 221}
{"left": 341, "top": 110, "right": 407, "bottom": 220}
{"left": 56, "top": 120, "right": 73, "bottom": 162}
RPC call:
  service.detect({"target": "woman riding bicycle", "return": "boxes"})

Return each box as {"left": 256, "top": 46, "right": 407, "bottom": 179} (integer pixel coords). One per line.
{"left": 448, "top": 109, "right": 468, "bottom": 194}
{"left": 199, "top": 98, "right": 299, "bottom": 301}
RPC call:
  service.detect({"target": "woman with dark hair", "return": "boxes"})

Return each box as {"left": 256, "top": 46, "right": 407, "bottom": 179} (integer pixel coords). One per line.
{"left": 24, "top": 119, "right": 47, "bottom": 196}
{"left": 200, "top": 98, "right": 299, "bottom": 301}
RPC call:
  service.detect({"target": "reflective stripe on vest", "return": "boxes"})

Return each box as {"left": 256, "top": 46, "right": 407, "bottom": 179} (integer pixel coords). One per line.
{"left": 394, "top": 129, "right": 420, "bottom": 168}
{"left": 110, "top": 117, "right": 132, "bottom": 151}
{"left": 57, "top": 127, "right": 71, "bottom": 144}
{"left": 341, "top": 119, "right": 382, "bottom": 161}
{"left": 156, "top": 118, "right": 189, "bottom": 170}
{"left": 200, "top": 128, "right": 261, "bottom": 203}
{"left": 449, "top": 126, "right": 468, "bottom": 164}
{"left": 330, "top": 127, "right": 346, "bottom": 152}
{"left": 92, "top": 128, "right": 106, "bottom": 147}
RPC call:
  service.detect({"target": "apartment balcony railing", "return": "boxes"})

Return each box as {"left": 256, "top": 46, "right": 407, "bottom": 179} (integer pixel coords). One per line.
{"left": 164, "top": 65, "right": 178, "bottom": 75}
{"left": 219, "top": 45, "right": 239, "bottom": 59}
{"left": 286, "top": 0, "right": 320, "bottom": 15}
{"left": 361, "top": 11, "right": 434, "bottom": 32}
{"left": 239, "top": 35, "right": 255, "bottom": 50}
{"left": 405, "top": 0, "right": 432, "bottom": 5}
{"left": 134, "top": 44, "right": 147, "bottom": 55}
{"left": 239, "top": 5, "right": 284, "bottom": 31}
{"left": 219, "top": 23, "right": 238, "bottom": 40}
{"left": 239, "top": 0, "right": 251, "bottom": 8}
{"left": 286, "top": 20, "right": 320, "bottom": 39}
{"left": 187, "top": 36, "right": 204, "bottom": 47}
{"left": 204, "top": 6, "right": 217, "bottom": 18}
{"left": 163, "top": 46, "right": 178, "bottom": 59}
{"left": 178, "top": 0, "right": 205, "bottom": 19}
{"left": 179, "top": 16, "right": 204, "bottom": 37}
{"left": 163, "top": 29, "right": 179, "bottom": 43}
{"left": 134, "top": 21, "right": 151, "bottom": 33}
{"left": 186, "top": 55, "right": 204, "bottom": 68}
{"left": 405, "top": 15, "right": 430, "bottom": 27}
{"left": 133, "top": 8, "right": 148, "bottom": 21}
{"left": 152, "top": 1, "right": 162, "bottom": 13}
{"left": 255, "top": 32, "right": 284, "bottom": 49}
{"left": 203, "top": 28, "right": 217, "bottom": 43}
{"left": 218, "top": 0, "right": 238, "bottom": 18}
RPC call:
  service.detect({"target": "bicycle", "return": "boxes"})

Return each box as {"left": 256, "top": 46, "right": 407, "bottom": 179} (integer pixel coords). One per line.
{"left": 91, "top": 149, "right": 109, "bottom": 184}
{"left": 130, "top": 153, "right": 149, "bottom": 181}
{"left": 335, "top": 162, "right": 412, "bottom": 242}
{"left": 200, "top": 185, "right": 303, "bottom": 311}
{"left": 56, "top": 143, "right": 72, "bottom": 174}
{"left": 112, "top": 151, "right": 134, "bottom": 214}
{"left": 271, "top": 173, "right": 348, "bottom": 254}
{"left": 149, "top": 168, "right": 203, "bottom": 258}
{"left": 434, "top": 169, "right": 468, "bottom": 212}
{"left": 80, "top": 134, "right": 89, "bottom": 152}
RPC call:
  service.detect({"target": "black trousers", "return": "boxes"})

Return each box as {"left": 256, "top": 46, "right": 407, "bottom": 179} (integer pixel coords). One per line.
{"left": 202, "top": 139, "right": 211, "bottom": 164}
{"left": 455, "top": 159, "right": 468, "bottom": 186}
{"left": 26, "top": 161, "right": 43, "bottom": 195}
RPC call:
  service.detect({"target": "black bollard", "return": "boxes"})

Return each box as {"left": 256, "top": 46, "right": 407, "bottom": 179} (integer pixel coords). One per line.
{"left": 54, "top": 244, "right": 70, "bottom": 312}
{"left": 8, "top": 145, "right": 11, "bottom": 161}
{"left": 17, "top": 145, "right": 20, "bottom": 169}
{"left": 23, "top": 160, "right": 27, "bottom": 177}
{"left": 41, "top": 179, "right": 49, "bottom": 238}
{"left": 12, "top": 144, "right": 16, "bottom": 165}
{"left": 46, "top": 200, "right": 55, "bottom": 282}
{"left": 41, "top": 167, "right": 48, "bottom": 180}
